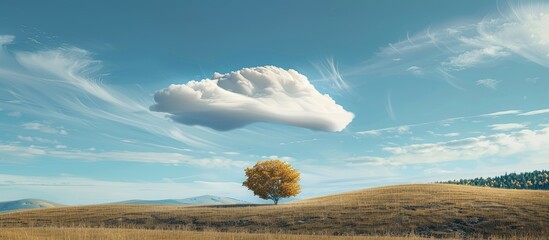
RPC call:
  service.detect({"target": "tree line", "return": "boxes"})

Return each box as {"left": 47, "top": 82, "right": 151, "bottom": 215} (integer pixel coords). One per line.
{"left": 439, "top": 170, "right": 549, "bottom": 190}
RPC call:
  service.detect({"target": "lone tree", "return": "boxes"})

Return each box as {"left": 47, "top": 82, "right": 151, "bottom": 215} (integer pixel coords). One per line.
{"left": 243, "top": 159, "right": 301, "bottom": 205}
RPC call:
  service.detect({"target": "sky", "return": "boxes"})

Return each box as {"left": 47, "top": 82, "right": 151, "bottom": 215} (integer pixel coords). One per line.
{"left": 1, "top": 0, "right": 549, "bottom": 205}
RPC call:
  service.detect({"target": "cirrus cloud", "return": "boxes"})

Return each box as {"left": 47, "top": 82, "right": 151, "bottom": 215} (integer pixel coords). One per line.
{"left": 489, "top": 123, "right": 527, "bottom": 131}
{"left": 351, "top": 2, "right": 549, "bottom": 90}
{"left": 150, "top": 66, "right": 354, "bottom": 132}
{"left": 476, "top": 78, "right": 500, "bottom": 90}
{"left": 349, "top": 126, "right": 549, "bottom": 166}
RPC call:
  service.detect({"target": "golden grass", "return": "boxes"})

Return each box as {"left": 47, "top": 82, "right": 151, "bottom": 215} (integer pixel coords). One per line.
{"left": 1, "top": 184, "right": 547, "bottom": 238}
{"left": 0, "top": 227, "right": 434, "bottom": 240}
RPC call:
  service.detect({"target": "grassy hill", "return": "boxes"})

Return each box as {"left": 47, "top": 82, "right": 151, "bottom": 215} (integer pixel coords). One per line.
{"left": 0, "top": 227, "right": 436, "bottom": 240}
{"left": 0, "top": 199, "right": 63, "bottom": 213}
{"left": 0, "top": 184, "right": 547, "bottom": 238}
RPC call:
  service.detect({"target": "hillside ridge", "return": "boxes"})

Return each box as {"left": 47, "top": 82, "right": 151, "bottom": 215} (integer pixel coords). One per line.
{"left": 1, "top": 184, "right": 547, "bottom": 238}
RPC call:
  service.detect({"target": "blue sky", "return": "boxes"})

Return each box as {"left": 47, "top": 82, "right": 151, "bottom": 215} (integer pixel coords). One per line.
{"left": 1, "top": 0, "right": 549, "bottom": 205}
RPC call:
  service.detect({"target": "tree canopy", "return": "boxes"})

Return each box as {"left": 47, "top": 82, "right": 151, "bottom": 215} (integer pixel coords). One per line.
{"left": 243, "top": 159, "right": 301, "bottom": 204}
{"left": 440, "top": 170, "right": 549, "bottom": 190}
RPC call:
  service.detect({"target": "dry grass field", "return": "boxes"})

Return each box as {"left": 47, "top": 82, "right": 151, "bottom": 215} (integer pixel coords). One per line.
{"left": 0, "top": 184, "right": 547, "bottom": 239}
{"left": 0, "top": 227, "right": 436, "bottom": 240}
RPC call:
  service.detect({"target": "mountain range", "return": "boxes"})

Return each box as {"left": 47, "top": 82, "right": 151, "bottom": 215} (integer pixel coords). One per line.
{"left": 0, "top": 199, "right": 64, "bottom": 213}
{"left": 113, "top": 195, "right": 248, "bottom": 205}
{"left": 0, "top": 195, "right": 248, "bottom": 213}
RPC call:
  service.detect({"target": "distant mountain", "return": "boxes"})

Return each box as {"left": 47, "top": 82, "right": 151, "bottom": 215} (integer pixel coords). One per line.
{"left": 114, "top": 195, "right": 248, "bottom": 205}
{"left": 0, "top": 199, "right": 63, "bottom": 213}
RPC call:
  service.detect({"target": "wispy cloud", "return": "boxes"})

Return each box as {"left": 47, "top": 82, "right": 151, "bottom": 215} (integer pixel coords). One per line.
{"left": 427, "top": 131, "right": 460, "bottom": 137}
{"left": 17, "top": 135, "right": 59, "bottom": 144}
{"left": 279, "top": 138, "right": 319, "bottom": 145}
{"left": 0, "top": 143, "right": 250, "bottom": 168}
{"left": 357, "top": 107, "right": 549, "bottom": 138}
{"left": 345, "top": 2, "right": 549, "bottom": 90}
{"left": 476, "top": 78, "right": 500, "bottom": 90}
{"left": 489, "top": 123, "right": 527, "bottom": 131}
{"left": 351, "top": 126, "right": 549, "bottom": 165}
{"left": 386, "top": 91, "right": 396, "bottom": 121}
{"left": 0, "top": 35, "right": 15, "bottom": 46}
{"left": 7, "top": 111, "right": 21, "bottom": 117}
{"left": 22, "top": 122, "right": 67, "bottom": 135}
{"left": 0, "top": 35, "right": 219, "bottom": 148}
{"left": 357, "top": 125, "right": 411, "bottom": 137}
{"left": 14, "top": 47, "right": 127, "bottom": 107}
{"left": 483, "top": 110, "right": 521, "bottom": 116}
{"left": 443, "top": 47, "right": 510, "bottom": 70}
{"left": 406, "top": 66, "right": 423, "bottom": 75}
{"left": 222, "top": 151, "right": 239, "bottom": 155}
{"left": 312, "top": 57, "right": 352, "bottom": 95}
{"left": 260, "top": 155, "right": 293, "bottom": 162}
{"left": 519, "top": 109, "right": 549, "bottom": 116}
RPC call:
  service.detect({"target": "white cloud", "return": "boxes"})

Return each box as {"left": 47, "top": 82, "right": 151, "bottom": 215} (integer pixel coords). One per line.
{"left": 445, "top": 3, "right": 549, "bottom": 69}
{"left": 476, "top": 78, "right": 500, "bottom": 90}
{"left": 406, "top": 66, "right": 423, "bottom": 75}
{"left": 428, "top": 131, "right": 460, "bottom": 137}
{"left": 345, "top": 156, "right": 389, "bottom": 166}
{"left": 259, "top": 155, "right": 293, "bottom": 162}
{"left": 0, "top": 39, "right": 214, "bottom": 148}
{"left": 7, "top": 111, "right": 21, "bottom": 117}
{"left": 49, "top": 150, "right": 248, "bottom": 168}
{"left": 519, "top": 108, "right": 549, "bottom": 116}
{"left": 439, "top": 3, "right": 549, "bottom": 70}
{"left": 358, "top": 127, "right": 549, "bottom": 165}
{"left": 356, "top": 2, "right": 549, "bottom": 88}
{"left": 223, "top": 151, "right": 239, "bottom": 155}
{"left": 386, "top": 91, "right": 395, "bottom": 120}
{"left": 357, "top": 125, "right": 411, "bottom": 137}
{"left": 423, "top": 168, "right": 454, "bottom": 175}
{"left": 0, "top": 144, "right": 46, "bottom": 158}
{"left": 489, "top": 123, "right": 527, "bottom": 131}
{"left": 279, "top": 138, "right": 319, "bottom": 145}
{"left": 476, "top": 4, "right": 549, "bottom": 68}
{"left": 0, "top": 35, "right": 14, "bottom": 46}
{"left": 312, "top": 58, "right": 351, "bottom": 94}
{"left": 17, "top": 135, "right": 59, "bottom": 144}
{"left": 396, "top": 126, "right": 411, "bottom": 134}
{"left": 22, "top": 122, "right": 68, "bottom": 135}
{"left": 444, "top": 47, "right": 510, "bottom": 70}
{"left": 483, "top": 110, "right": 521, "bottom": 116}
{"left": 15, "top": 47, "right": 127, "bottom": 107}
{"left": 150, "top": 66, "right": 354, "bottom": 132}
{"left": 0, "top": 143, "right": 249, "bottom": 168}
{"left": 357, "top": 129, "right": 383, "bottom": 136}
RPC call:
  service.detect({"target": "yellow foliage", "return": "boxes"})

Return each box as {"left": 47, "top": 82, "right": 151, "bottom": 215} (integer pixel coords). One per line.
{"left": 243, "top": 159, "right": 301, "bottom": 204}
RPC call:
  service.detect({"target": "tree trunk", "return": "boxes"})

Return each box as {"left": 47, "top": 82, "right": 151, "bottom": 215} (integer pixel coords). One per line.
{"left": 273, "top": 198, "right": 279, "bottom": 205}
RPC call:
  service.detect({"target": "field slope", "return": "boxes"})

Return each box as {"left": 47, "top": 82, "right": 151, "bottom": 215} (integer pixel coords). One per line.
{"left": 0, "top": 227, "right": 435, "bottom": 240}
{"left": 0, "top": 184, "right": 547, "bottom": 238}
